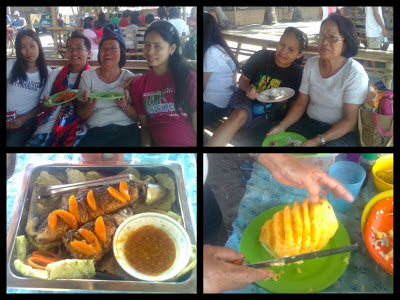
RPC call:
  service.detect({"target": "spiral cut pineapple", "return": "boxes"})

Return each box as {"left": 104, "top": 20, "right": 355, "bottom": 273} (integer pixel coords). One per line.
{"left": 259, "top": 198, "right": 339, "bottom": 258}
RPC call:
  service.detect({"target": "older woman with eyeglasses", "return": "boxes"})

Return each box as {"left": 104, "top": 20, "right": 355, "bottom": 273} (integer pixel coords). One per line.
{"left": 267, "top": 13, "right": 368, "bottom": 147}
{"left": 207, "top": 26, "right": 308, "bottom": 146}
{"left": 77, "top": 23, "right": 141, "bottom": 147}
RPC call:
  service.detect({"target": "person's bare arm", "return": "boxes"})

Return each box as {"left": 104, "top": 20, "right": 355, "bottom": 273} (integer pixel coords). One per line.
{"left": 238, "top": 74, "right": 257, "bottom": 99}
{"left": 191, "top": 112, "right": 197, "bottom": 134}
{"left": 372, "top": 7, "right": 388, "bottom": 36}
{"left": 249, "top": 153, "right": 354, "bottom": 203}
{"left": 138, "top": 114, "right": 152, "bottom": 147}
{"left": 77, "top": 90, "right": 96, "bottom": 120}
{"left": 203, "top": 72, "right": 212, "bottom": 90}
{"left": 302, "top": 103, "right": 360, "bottom": 147}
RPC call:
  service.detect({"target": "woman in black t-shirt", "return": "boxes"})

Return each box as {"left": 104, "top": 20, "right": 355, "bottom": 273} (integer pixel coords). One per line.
{"left": 206, "top": 27, "right": 308, "bottom": 147}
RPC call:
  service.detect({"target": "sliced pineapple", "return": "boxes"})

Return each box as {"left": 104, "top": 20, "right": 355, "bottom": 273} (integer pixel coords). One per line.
{"left": 291, "top": 201, "right": 303, "bottom": 254}
{"left": 259, "top": 198, "right": 338, "bottom": 258}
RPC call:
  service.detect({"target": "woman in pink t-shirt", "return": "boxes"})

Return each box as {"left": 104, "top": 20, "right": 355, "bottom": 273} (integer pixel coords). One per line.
{"left": 131, "top": 21, "right": 197, "bottom": 147}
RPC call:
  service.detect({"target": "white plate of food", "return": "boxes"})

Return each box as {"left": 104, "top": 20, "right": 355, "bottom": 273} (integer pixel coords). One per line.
{"left": 257, "top": 88, "right": 295, "bottom": 103}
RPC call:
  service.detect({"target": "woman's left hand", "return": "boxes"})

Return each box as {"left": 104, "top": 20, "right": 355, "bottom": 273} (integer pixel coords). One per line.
{"left": 114, "top": 89, "right": 129, "bottom": 109}
{"left": 7, "top": 114, "right": 29, "bottom": 129}
{"left": 301, "top": 137, "right": 322, "bottom": 147}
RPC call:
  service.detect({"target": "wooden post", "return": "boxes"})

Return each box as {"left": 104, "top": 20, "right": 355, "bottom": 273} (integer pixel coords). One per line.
{"left": 50, "top": 7, "right": 58, "bottom": 58}
{"left": 384, "top": 62, "right": 393, "bottom": 89}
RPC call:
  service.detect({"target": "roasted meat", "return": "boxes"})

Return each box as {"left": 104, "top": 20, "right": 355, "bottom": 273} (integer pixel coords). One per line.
{"left": 31, "top": 181, "right": 149, "bottom": 243}
{"left": 63, "top": 215, "right": 116, "bottom": 262}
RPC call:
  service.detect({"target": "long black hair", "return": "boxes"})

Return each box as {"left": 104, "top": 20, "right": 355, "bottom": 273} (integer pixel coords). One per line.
{"left": 9, "top": 29, "right": 48, "bottom": 88}
{"left": 144, "top": 21, "right": 195, "bottom": 118}
{"left": 203, "top": 12, "right": 240, "bottom": 71}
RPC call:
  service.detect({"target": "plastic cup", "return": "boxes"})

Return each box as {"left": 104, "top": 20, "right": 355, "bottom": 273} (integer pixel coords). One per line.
{"left": 328, "top": 161, "right": 366, "bottom": 212}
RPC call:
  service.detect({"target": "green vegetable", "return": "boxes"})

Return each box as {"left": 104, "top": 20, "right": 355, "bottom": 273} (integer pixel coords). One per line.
{"left": 15, "top": 235, "right": 29, "bottom": 261}
{"left": 85, "top": 171, "right": 104, "bottom": 181}
{"left": 66, "top": 168, "right": 86, "bottom": 184}
{"left": 117, "top": 167, "right": 141, "bottom": 181}
{"left": 14, "top": 259, "right": 48, "bottom": 280}
{"left": 175, "top": 245, "right": 197, "bottom": 278}
{"left": 149, "top": 174, "right": 175, "bottom": 211}
{"left": 46, "top": 259, "right": 95, "bottom": 280}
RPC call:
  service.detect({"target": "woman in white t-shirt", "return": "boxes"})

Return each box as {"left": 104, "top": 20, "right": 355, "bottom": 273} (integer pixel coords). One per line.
{"left": 77, "top": 23, "right": 140, "bottom": 147}
{"left": 6, "top": 29, "right": 51, "bottom": 146}
{"left": 203, "top": 12, "right": 240, "bottom": 128}
{"left": 267, "top": 13, "right": 368, "bottom": 147}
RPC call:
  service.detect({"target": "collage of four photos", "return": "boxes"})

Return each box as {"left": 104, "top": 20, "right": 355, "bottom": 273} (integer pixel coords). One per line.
{"left": 6, "top": 5, "right": 394, "bottom": 294}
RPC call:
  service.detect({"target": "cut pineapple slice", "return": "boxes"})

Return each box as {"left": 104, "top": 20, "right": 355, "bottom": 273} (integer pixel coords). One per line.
{"left": 259, "top": 198, "right": 338, "bottom": 258}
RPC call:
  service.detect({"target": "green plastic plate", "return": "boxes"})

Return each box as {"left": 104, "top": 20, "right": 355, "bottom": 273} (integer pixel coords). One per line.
{"left": 88, "top": 92, "right": 125, "bottom": 100}
{"left": 262, "top": 132, "right": 306, "bottom": 147}
{"left": 44, "top": 89, "right": 81, "bottom": 107}
{"left": 239, "top": 205, "right": 352, "bottom": 293}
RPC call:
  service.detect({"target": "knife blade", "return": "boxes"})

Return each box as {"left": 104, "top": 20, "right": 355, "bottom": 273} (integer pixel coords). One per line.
{"left": 233, "top": 244, "right": 358, "bottom": 268}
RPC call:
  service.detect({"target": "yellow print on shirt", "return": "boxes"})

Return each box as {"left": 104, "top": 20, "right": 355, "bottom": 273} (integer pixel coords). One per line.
{"left": 251, "top": 75, "right": 282, "bottom": 93}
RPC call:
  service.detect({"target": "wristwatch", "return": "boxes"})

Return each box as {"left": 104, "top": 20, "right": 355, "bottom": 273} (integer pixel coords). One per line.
{"left": 318, "top": 134, "right": 326, "bottom": 146}
{"left": 121, "top": 104, "right": 128, "bottom": 111}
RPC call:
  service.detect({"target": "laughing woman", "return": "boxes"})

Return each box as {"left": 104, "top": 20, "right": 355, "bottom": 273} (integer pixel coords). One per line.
{"left": 77, "top": 23, "right": 140, "bottom": 147}
{"left": 130, "top": 21, "right": 197, "bottom": 147}
{"left": 7, "top": 29, "right": 51, "bottom": 146}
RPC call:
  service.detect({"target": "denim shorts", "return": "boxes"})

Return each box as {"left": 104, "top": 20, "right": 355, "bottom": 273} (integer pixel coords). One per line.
{"left": 227, "top": 88, "right": 292, "bottom": 128}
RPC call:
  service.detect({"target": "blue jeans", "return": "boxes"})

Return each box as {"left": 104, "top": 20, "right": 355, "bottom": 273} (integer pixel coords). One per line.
{"left": 286, "top": 114, "right": 359, "bottom": 147}
{"left": 203, "top": 102, "right": 229, "bottom": 129}
{"left": 77, "top": 123, "right": 140, "bottom": 147}
{"left": 7, "top": 117, "right": 36, "bottom": 147}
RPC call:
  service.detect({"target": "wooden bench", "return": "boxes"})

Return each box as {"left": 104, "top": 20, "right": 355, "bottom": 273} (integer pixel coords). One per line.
{"left": 44, "top": 59, "right": 196, "bottom": 72}
{"left": 48, "top": 26, "right": 147, "bottom": 59}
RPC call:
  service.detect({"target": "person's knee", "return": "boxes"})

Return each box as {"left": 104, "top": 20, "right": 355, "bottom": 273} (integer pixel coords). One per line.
{"left": 230, "top": 108, "right": 248, "bottom": 126}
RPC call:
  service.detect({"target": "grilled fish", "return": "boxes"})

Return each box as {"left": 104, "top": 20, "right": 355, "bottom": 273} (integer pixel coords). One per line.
{"left": 63, "top": 207, "right": 135, "bottom": 262}
{"left": 29, "top": 181, "right": 167, "bottom": 243}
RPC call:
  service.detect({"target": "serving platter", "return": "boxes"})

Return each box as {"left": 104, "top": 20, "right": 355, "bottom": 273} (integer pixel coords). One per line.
{"left": 7, "top": 161, "right": 196, "bottom": 293}
{"left": 44, "top": 90, "right": 81, "bottom": 107}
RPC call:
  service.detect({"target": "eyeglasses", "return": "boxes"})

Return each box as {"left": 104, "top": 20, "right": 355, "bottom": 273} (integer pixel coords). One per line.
{"left": 66, "top": 48, "right": 88, "bottom": 53}
{"left": 317, "top": 34, "right": 344, "bottom": 44}
{"left": 284, "top": 27, "right": 308, "bottom": 50}
{"left": 99, "top": 48, "right": 121, "bottom": 53}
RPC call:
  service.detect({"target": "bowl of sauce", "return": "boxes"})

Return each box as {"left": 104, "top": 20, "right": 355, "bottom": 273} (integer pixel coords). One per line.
{"left": 113, "top": 213, "right": 191, "bottom": 281}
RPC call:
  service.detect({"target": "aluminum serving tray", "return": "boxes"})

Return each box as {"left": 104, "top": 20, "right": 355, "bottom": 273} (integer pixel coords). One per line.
{"left": 7, "top": 161, "right": 197, "bottom": 293}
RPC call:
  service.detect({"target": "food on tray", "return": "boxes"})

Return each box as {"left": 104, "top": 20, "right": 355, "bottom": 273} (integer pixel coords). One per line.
{"left": 13, "top": 166, "right": 197, "bottom": 282}
{"left": 66, "top": 168, "right": 87, "bottom": 184}
{"left": 63, "top": 215, "right": 117, "bottom": 262}
{"left": 30, "top": 180, "right": 166, "bottom": 244}
{"left": 46, "top": 259, "right": 96, "bottom": 279}
{"left": 123, "top": 225, "right": 176, "bottom": 276}
{"left": 54, "top": 91, "right": 76, "bottom": 103}
{"left": 259, "top": 198, "right": 339, "bottom": 258}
